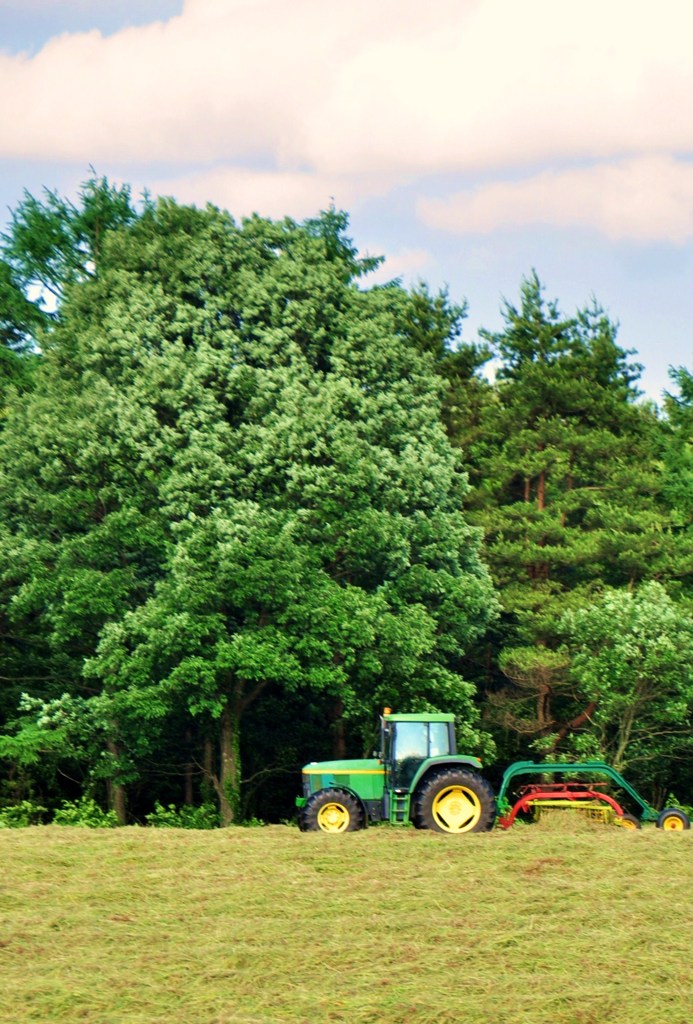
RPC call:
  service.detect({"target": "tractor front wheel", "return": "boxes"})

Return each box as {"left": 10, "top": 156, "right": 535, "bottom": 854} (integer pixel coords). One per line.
{"left": 413, "top": 770, "right": 496, "bottom": 835}
{"left": 657, "top": 808, "right": 691, "bottom": 831}
{"left": 300, "top": 788, "right": 364, "bottom": 833}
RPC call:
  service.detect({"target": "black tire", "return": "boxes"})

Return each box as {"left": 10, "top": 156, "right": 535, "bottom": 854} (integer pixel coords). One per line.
{"left": 657, "top": 808, "right": 691, "bottom": 831}
{"left": 300, "top": 788, "right": 364, "bottom": 833}
{"left": 614, "top": 813, "right": 641, "bottom": 830}
{"left": 413, "top": 769, "right": 496, "bottom": 835}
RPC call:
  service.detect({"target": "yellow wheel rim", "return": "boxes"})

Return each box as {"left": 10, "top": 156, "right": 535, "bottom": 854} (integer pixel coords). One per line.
{"left": 662, "top": 816, "right": 685, "bottom": 831}
{"left": 432, "top": 785, "right": 482, "bottom": 833}
{"left": 317, "top": 802, "right": 350, "bottom": 833}
{"left": 615, "top": 817, "right": 638, "bottom": 830}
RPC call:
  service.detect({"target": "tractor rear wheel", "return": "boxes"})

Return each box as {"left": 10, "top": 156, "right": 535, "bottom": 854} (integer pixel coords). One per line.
{"left": 413, "top": 770, "right": 496, "bottom": 835}
{"left": 300, "top": 788, "right": 364, "bottom": 833}
{"left": 657, "top": 808, "right": 691, "bottom": 831}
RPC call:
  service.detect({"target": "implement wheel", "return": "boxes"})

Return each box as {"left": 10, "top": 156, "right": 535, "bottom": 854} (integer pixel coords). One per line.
{"left": 657, "top": 808, "right": 691, "bottom": 831}
{"left": 614, "top": 813, "right": 641, "bottom": 830}
{"left": 300, "top": 788, "right": 364, "bottom": 834}
{"left": 414, "top": 770, "right": 496, "bottom": 835}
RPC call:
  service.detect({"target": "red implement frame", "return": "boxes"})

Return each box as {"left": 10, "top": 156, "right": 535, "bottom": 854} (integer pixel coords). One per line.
{"left": 498, "top": 782, "right": 626, "bottom": 830}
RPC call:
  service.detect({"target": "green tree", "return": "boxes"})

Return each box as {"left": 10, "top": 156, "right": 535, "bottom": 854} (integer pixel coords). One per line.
{"left": 559, "top": 583, "right": 693, "bottom": 782}
{"left": 459, "top": 273, "right": 685, "bottom": 753}
{"left": 401, "top": 283, "right": 494, "bottom": 450}
{"left": 0, "top": 175, "right": 137, "bottom": 347}
{"left": 0, "top": 195, "right": 497, "bottom": 823}
{"left": 660, "top": 367, "right": 693, "bottom": 597}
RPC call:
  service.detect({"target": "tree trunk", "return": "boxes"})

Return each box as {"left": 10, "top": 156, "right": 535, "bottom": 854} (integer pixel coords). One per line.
{"left": 184, "top": 728, "right": 194, "bottom": 806}
{"left": 549, "top": 701, "right": 597, "bottom": 750}
{"left": 201, "top": 732, "right": 215, "bottom": 804}
{"left": 536, "top": 683, "right": 552, "bottom": 732}
{"left": 561, "top": 469, "right": 574, "bottom": 528}
{"left": 330, "top": 699, "right": 346, "bottom": 758}
{"left": 534, "top": 468, "right": 549, "bottom": 579}
{"left": 106, "top": 738, "right": 127, "bottom": 825}
{"left": 206, "top": 678, "right": 269, "bottom": 824}
{"left": 613, "top": 705, "right": 636, "bottom": 773}
{"left": 216, "top": 702, "right": 241, "bottom": 826}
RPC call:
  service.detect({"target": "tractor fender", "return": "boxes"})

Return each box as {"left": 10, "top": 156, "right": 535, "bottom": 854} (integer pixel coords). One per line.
{"left": 409, "top": 756, "right": 485, "bottom": 796}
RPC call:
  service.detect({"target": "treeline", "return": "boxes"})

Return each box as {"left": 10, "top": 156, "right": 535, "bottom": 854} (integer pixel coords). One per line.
{"left": 0, "top": 178, "right": 691, "bottom": 825}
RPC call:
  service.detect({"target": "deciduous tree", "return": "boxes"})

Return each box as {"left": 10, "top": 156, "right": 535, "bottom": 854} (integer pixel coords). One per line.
{"left": 559, "top": 583, "right": 693, "bottom": 779}
{"left": 0, "top": 194, "right": 497, "bottom": 822}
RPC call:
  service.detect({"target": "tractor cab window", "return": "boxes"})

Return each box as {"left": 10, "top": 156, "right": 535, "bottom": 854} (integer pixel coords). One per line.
{"left": 391, "top": 721, "right": 451, "bottom": 789}
{"left": 394, "top": 722, "right": 428, "bottom": 763}
{"left": 429, "top": 721, "right": 451, "bottom": 757}
{"left": 381, "top": 722, "right": 393, "bottom": 763}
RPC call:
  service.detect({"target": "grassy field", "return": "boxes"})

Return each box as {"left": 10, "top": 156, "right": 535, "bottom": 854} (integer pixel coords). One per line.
{"left": 1, "top": 820, "right": 692, "bottom": 1024}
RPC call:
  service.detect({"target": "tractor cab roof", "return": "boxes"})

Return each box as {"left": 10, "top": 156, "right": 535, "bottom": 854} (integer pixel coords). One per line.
{"left": 381, "top": 712, "right": 455, "bottom": 723}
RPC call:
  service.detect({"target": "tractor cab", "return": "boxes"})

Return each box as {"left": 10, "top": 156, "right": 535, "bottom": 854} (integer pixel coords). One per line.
{"left": 380, "top": 712, "right": 456, "bottom": 789}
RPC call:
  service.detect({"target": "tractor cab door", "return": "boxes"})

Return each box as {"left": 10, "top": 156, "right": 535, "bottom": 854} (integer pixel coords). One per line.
{"left": 387, "top": 720, "right": 453, "bottom": 790}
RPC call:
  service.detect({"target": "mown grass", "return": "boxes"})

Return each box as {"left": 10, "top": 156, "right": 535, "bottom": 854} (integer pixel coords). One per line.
{"left": 1, "top": 820, "right": 692, "bottom": 1024}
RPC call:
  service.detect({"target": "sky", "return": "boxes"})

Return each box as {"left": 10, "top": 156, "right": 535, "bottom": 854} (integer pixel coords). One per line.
{"left": 1, "top": 0, "right": 692, "bottom": 402}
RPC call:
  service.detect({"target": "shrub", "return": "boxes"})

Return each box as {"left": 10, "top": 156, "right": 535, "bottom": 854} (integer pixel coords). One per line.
{"left": 145, "top": 802, "right": 220, "bottom": 829}
{"left": 663, "top": 793, "right": 693, "bottom": 817}
{"left": 0, "top": 800, "right": 47, "bottom": 827}
{"left": 52, "top": 797, "right": 119, "bottom": 828}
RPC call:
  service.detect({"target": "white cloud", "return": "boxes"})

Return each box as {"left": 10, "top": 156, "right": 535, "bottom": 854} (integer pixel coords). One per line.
{"left": 363, "top": 247, "right": 433, "bottom": 286}
{"left": 303, "top": 1, "right": 693, "bottom": 176}
{"left": 150, "top": 166, "right": 392, "bottom": 221}
{"left": 418, "top": 157, "right": 693, "bottom": 243}
{"left": 1, "top": 0, "right": 349, "bottom": 163}
{"left": 3, "top": 0, "right": 693, "bottom": 241}
{"left": 3, "top": 0, "right": 693, "bottom": 170}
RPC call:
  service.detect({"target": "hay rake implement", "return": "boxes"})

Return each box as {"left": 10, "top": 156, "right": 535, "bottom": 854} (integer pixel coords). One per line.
{"left": 496, "top": 761, "right": 690, "bottom": 831}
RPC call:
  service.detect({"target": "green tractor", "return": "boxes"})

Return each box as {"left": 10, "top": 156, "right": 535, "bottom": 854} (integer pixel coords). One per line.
{"left": 296, "top": 710, "right": 495, "bottom": 835}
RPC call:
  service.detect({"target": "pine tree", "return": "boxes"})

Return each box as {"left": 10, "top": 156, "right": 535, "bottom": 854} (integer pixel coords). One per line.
{"left": 461, "top": 273, "right": 684, "bottom": 753}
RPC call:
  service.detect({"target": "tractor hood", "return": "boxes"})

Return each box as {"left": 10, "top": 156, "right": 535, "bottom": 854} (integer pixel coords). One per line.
{"left": 302, "top": 758, "right": 383, "bottom": 774}
{"left": 301, "top": 758, "right": 385, "bottom": 801}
